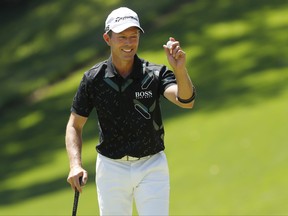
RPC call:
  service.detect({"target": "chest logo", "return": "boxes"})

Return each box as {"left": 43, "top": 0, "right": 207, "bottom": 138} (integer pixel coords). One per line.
{"left": 135, "top": 90, "right": 153, "bottom": 99}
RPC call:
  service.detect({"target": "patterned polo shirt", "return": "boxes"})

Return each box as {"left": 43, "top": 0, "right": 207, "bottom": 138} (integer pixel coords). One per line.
{"left": 71, "top": 55, "right": 177, "bottom": 159}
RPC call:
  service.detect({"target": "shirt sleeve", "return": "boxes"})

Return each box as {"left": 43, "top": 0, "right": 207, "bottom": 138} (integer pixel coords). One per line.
{"left": 159, "top": 65, "right": 177, "bottom": 96}
{"left": 71, "top": 73, "right": 94, "bottom": 117}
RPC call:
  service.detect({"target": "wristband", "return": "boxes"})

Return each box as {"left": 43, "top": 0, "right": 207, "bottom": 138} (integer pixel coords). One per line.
{"left": 177, "top": 86, "right": 196, "bottom": 104}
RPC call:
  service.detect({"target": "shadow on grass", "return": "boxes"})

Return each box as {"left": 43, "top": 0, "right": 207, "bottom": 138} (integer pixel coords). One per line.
{"left": 0, "top": 167, "right": 96, "bottom": 206}
{"left": 0, "top": 92, "right": 98, "bottom": 206}
{"left": 0, "top": 0, "right": 288, "bottom": 206}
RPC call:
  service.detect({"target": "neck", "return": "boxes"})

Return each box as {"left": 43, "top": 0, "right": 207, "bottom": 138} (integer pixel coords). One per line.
{"left": 111, "top": 55, "right": 135, "bottom": 78}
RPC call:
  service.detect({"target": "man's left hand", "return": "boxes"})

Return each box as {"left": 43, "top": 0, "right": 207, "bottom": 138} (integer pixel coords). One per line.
{"left": 163, "top": 37, "right": 186, "bottom": 71}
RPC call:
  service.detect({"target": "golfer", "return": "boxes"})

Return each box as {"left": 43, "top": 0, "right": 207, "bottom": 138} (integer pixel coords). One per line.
{"left": 65, "top": 7, "right": 196, "bottom": 215}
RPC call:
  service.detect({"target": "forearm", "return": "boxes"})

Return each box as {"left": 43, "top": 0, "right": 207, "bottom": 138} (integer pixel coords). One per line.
{"left": 174, "top": 67, "right": 194, "bottom": 100}
{"left": 65, "top": 126, "right": 83, "bottom": 169}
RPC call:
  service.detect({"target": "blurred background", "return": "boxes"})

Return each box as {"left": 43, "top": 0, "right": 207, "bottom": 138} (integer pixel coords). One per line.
{"left": 0, "top": 0, "right": 287, "bottom": 215}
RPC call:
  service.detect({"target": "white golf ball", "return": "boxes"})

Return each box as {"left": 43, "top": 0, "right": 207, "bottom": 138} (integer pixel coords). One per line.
{"left": 166, "top": 41, "right": 173, "bottom": 49}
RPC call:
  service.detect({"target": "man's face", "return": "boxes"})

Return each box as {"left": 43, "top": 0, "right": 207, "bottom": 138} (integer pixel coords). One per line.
{"left": 105, "top": 27, "right": 140, "bottom": 63}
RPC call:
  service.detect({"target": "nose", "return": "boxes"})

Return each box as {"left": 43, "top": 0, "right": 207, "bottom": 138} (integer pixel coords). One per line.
{"left": 124, "top": 37, "right": 133, "bottom": 45}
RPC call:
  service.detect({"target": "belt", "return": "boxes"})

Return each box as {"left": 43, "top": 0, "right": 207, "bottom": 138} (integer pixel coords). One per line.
{"left": 119, "top": 155, "right": 152, "bottom": 161}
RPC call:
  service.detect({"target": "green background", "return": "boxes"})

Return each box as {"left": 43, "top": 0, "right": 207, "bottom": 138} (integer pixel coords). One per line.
{"left": 1, "top": 0, "right": 288, "bottom": 215}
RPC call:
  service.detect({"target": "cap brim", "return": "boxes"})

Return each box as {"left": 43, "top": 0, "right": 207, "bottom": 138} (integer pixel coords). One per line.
{"left": 111, "top": 23, "right": 144, "bottom": 33}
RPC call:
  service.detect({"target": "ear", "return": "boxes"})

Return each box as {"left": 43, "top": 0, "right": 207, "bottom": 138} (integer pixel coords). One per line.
{"left": 103, "top": 33, "right": 111, "bottom": 46}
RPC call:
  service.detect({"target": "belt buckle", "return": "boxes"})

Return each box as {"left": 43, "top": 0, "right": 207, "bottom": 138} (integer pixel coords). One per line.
{"left": 126, "top": 156, "right": 140, "bottom": 161}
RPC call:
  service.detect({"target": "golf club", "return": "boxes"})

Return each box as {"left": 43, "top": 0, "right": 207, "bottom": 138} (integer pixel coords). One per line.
{"left": 72, "top": 176, "right": 82, "bottom": 216}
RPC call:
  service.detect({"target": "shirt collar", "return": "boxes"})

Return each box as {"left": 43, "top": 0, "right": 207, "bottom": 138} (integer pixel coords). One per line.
{"left": 105, "top": 55, "right": 144, "bottom": 79}
{"left": 105, "top": 56, "right": 117, "bottom": 78}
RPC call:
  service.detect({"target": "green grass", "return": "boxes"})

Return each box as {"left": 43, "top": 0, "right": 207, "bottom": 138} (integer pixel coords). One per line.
{"left": 1, "top": 0, "right": 288, "bottom": 215}
{"left": 1, "top": 89, "right": 287, "bottom": 215}
{"left": 166, "top": 90, "right": 288, "bottom": 215}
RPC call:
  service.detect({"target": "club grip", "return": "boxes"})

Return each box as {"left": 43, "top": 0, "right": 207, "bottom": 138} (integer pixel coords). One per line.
{"left": 72, "top": 176, "right": 82, "bottom": 216}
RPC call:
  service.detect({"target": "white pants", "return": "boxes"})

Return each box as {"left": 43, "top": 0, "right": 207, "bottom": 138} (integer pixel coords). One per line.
{"left": 96, "top": 151, "right": 170, "bottom": 215}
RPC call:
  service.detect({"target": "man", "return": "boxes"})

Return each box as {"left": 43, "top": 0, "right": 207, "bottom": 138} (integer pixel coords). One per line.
{"left": 66, "top": 7, "right": 196, "bottom": 215}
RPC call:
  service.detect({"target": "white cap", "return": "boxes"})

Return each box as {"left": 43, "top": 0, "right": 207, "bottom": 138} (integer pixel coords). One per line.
{"left": 105, "top": 7, "right": 144, "bottom": 33}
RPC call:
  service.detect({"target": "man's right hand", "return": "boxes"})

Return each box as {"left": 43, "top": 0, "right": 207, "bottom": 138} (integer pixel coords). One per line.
{"left": 67, "top": 166, "right": 88, "bottom": 193}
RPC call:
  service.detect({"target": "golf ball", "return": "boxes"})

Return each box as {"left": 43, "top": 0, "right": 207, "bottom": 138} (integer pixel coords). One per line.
{"left": 166, "top": 41, "right": 173, "bottom": 49}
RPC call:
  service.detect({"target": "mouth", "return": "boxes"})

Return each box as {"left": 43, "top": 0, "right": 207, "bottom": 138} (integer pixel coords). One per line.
{"left": 122, "top": 48, "right": 133, "bottom": 53}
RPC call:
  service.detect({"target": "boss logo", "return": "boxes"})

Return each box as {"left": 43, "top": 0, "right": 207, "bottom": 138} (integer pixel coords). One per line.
{"left": 135, "top": 91, "right": 153, "bottom": 99}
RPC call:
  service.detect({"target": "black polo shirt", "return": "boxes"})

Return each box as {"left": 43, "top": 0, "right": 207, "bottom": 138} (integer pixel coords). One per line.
{"left": 71, "top": 55, "right": 177, "bottom": 159}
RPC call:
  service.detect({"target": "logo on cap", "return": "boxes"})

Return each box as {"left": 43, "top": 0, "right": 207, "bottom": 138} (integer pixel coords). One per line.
{"left": 105, "top": 7, "right": 144, "bottom": 33}
{"left": 115, "top": 16, "right": 139, "bottom": 23}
